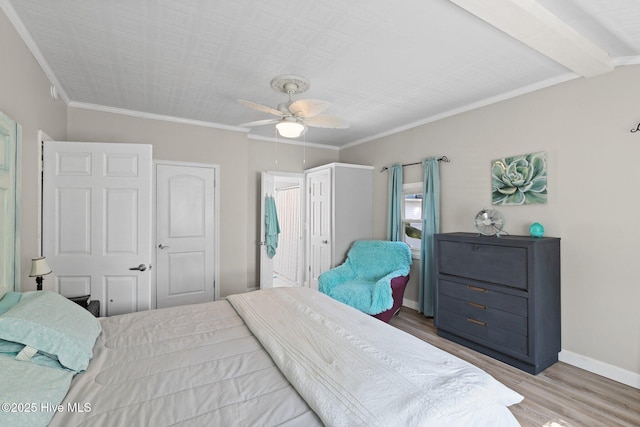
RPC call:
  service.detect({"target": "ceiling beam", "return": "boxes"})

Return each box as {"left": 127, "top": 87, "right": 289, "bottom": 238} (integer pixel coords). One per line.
{"left": 448, "top": 0, "right": 614, "bottom": 77}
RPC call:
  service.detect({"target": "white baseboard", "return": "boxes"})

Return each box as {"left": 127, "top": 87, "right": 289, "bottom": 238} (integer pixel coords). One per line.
{"left": 559, "top": 350, "right": 640, "bottom": 389}
{"left": 402, "top": 298, "right": 419, "bottom": 311}
{"left": 400, "top": 300, "right": 639, "bottom": 389}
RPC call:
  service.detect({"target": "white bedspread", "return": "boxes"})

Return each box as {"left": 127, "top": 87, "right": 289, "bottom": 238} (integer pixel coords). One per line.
{"left": 228, "top": 287, "right": 523, "bottom": 427}
{"left": 49, "top": 287, "right": 522, "bottom": 426}
{"left": 49, "top": 299, "right": 321, "bottom": 427}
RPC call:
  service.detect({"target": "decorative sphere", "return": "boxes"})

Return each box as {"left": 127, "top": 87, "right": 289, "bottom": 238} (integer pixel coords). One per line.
{"left": 530, "top": 222, "right": 544, "bottom": 238}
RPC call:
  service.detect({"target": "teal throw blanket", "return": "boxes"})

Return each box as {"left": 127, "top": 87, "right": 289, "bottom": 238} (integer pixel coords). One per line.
{"left": 319, "top": 240, "right": 412, "bottom": 315}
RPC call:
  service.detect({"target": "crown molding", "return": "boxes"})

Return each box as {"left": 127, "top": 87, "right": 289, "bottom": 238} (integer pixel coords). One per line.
{"left": 341, "top": 71, "right": 578, "bottom": 150}
{"left": 68, "top": 101, "right": 250, "bottom": 133}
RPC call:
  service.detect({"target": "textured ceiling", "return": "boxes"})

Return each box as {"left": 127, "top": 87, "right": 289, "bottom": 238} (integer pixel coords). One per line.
{"left": 3, "top": 0, "right": 640, "bottom": 147}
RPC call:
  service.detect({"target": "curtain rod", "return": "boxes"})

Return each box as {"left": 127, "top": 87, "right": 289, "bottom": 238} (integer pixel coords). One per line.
{"left": 379, "top": 156, "right": 450, "bottom": 172}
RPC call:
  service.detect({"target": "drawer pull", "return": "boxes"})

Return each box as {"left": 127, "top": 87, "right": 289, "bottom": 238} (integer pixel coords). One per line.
{"left": 467, "top": 301, "right": 487, "bottom": 310}
{"left": 467, "top": 317, "right": 488, "bottom": 327}
{"left": 466, "top": 285, "right": 488, "bottom": 293}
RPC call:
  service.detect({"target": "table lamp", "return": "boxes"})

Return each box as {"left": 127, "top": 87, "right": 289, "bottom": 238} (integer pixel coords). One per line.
{"left": 29, "top": 257, "right": 52, "bottom": 291}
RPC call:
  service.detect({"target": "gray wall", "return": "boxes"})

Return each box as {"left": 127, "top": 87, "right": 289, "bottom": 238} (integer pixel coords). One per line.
{"left": 0, "top": 9, "right": 68, "bottom": 290}
{"left": 340, "top": 64, "right": 640, "bottom": 378}
{"left": 0, "top": 1, "right": 339, "bottom": 298}
{"left": 67, "top": 108, "right": 339, "bottom": 297}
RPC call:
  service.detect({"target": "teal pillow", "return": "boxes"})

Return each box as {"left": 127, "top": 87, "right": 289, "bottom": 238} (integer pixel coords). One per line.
{"left": 0, "top": 340, "right": 67, "bottom": 370}
{"left": 0, "top": 339, "right": 24, "bottom": 354}
{"left": 0, "top": 292, "right": 22, "bottom": 315}
{"left": 0, "top": 356, "right": 73, "bottom": 427}
{"left": 0, "top": 291, "right": 101, "bottom": 372}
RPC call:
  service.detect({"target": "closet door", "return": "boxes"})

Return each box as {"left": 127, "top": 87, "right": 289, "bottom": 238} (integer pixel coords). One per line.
{"left": 155, "top": 162, "right": 217, "bottom": 308}
{"left": 306, "top": 168, "right": 331, "bottom": 290}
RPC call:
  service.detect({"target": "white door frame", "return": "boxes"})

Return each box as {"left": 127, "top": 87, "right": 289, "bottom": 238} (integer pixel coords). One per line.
{"left": 259, "top": 171, "right": 304, "bottom": 289}
{"left": 259, "top": 171, "right": 276, "bottom": 289}
{"left": 37, "top": 132, "right": 53, "bottom": 257}
{"left": 154, "top": 160, "right": 220, "bottom": 302}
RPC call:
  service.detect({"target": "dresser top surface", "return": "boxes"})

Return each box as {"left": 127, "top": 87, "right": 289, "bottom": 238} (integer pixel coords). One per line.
{"left": 436, "top": 232, "right": 560, "bottom": 244}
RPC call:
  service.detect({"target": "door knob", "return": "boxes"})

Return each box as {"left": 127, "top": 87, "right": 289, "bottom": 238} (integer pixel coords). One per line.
{"left": 322, "top": 240, "right": 328, "bottom": 244}
{"left": 129, "top": 264, "right": 147, "bottom": 272}
{"left": 158, "top": 244, "right": 170, "bottom": 249}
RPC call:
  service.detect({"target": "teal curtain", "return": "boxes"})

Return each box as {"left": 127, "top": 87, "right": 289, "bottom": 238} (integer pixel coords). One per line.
{"left": 386, "top": 164, "right": 403, "bottom": 241}
{"left": 418, "top": 158, "right": 440, "bottom": 316}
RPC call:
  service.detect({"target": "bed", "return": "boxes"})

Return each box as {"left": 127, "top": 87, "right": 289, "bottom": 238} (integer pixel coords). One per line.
{"left": 0, "top": 287, "right": 523, "bottom": 426}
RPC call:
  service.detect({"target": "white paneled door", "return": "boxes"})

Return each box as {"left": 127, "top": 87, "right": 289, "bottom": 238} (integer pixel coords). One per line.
{"left": 43, "top": 142, "right": 153, "bottom": 316}
{"left": 306, "top": 168, "right": 331, "bottom": 290}
{"left": 259, "top": 171, "right": 276, "bottom": 289}
{"left": 155, "top": 162, "right": 217, "bottom": 308}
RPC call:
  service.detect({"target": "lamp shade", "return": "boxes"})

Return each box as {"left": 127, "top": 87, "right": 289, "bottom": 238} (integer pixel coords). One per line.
{"left": 276, "top": 120, "right": 305, "bottom": 138}
{"left": 29, "top": 257, "right": 52, "bottom": 277}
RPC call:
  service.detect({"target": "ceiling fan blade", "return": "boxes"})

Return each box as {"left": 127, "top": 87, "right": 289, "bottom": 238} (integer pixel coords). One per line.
{"left": 239, "top": 118, "right": 280, "bottom": 127}
{"left": 289, "top": 99, "right": 331, "bottom": 118}
{"left": 238, "top": 99, "right": 283, "bottom": 117}
{"left": 304, "top": 114, "right": 349, "bottom": 129}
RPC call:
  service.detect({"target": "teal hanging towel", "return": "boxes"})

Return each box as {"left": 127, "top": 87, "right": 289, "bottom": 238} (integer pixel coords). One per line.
{"left": 265, "top": 195, "right": 280, "bottom": 258}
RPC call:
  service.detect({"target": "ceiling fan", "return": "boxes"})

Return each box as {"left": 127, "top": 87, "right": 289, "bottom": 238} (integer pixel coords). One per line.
{"left": 238, "top": 75, "right": 349, "bottom": 138}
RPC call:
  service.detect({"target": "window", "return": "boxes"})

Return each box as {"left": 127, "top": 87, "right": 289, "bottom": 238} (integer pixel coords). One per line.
{"left": 402, "top": 182, "right": 422, "bottom": 258}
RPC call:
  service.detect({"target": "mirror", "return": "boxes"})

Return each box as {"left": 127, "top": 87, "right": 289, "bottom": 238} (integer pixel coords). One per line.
{"left": 0, "top": 111, "right": 21, "bottom": 297}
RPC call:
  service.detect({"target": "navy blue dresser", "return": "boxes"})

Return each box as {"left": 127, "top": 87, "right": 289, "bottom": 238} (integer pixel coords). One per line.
{"left": 434, "top": 232, "right": 561, "bottom": 374}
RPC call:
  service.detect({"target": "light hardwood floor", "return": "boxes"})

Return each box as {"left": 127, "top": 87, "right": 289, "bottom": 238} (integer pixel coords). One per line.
{"left": 389, "top": 308, "right": 640, "bottom": 427}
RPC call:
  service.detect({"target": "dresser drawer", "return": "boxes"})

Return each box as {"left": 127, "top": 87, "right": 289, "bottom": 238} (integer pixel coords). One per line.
{"left": 438, "top": 294, "right": 527, "bottom": 336}
{"left": 437, "top": 308, "right": 528, "bottom": 357}
{"left": 438, "top": 278, "right": 527, "bottom": 316}
{"left": 437, "top": 240, "right": 528, "bottom": 289}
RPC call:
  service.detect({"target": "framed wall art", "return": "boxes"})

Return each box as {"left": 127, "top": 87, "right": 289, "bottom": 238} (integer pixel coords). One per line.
{"left": 491, "top": 152, "right": 547, "bottom": 205}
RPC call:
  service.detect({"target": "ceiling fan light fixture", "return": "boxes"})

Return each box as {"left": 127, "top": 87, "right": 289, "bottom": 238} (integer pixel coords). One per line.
{"left": 276, "top": 120, "right": 305, "bottom": 138}
{"left": 239, "top": 75, "right": 347, "bottom": 138}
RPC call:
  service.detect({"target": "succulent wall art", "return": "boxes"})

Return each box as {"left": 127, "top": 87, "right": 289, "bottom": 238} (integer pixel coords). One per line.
{"left": 491, "top": 152, "right": 547, "bottom": 205}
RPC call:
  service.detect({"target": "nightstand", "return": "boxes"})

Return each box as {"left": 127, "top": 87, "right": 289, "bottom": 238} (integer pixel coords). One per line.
{"left": 86, "top": 300, "right": 100, "bottom": 317}
{"left": 67, "top": 295, "right": 101, "bottom": 317}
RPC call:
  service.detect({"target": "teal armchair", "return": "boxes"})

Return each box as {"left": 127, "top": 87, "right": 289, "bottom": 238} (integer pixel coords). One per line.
{"left": 319, "top": 240, "right": 412, "bottom": 321}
